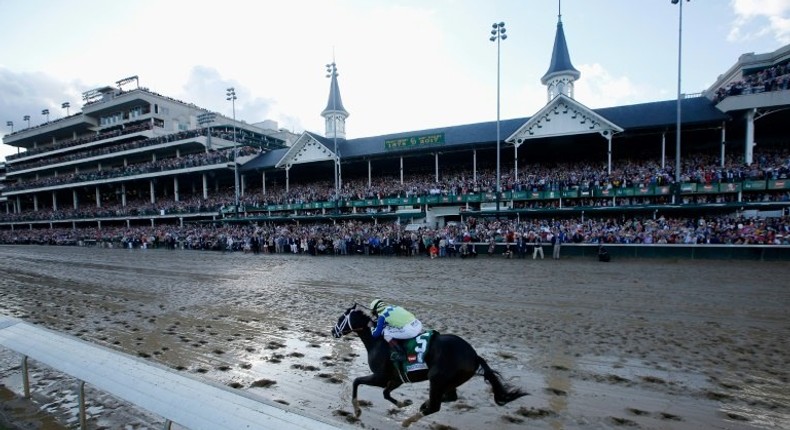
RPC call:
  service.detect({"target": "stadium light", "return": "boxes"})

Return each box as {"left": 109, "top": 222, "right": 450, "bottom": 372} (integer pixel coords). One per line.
{"left": 62, "top": 102, "right": 71, "bottom": 116}
{"left": 23, "top": 115, "right": 30, "bottom": 129}
{"left": 5, "top": 121, "right": 13, "bottom": 133}
{"left": 672, "top": 0, "right": 689, "bottom": 184}
{"left": 326, "top": 62, "right": 340, "bottom": 199}
{"left": 197, "top": 111, "right": 217, "bottom": 150}
{"left": 226, "top": 87, "right": 240, "bottom": 219}
{"left": 490, "top": 22, "right": 507, "bottom": 214}
{"left": 41, "top": 109, "right": 50, "bottom": 123}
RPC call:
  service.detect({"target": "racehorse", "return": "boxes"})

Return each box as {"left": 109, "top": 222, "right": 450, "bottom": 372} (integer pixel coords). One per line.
{"left": 331, "top": 304, "right": 526, "bottom": 427}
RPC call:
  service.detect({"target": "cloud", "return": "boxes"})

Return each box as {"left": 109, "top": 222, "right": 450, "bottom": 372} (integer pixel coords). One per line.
{"left": 0, "top": 67, "right": 85, "bottom": 161}
{"left": 574, "top": 63, "right": 651, "bottom": 109}
{"left": 178, "top": 66, "right": 303, "bottom": 134}
{"left": 728, "top": 0, "right": 790, "bottom": 44}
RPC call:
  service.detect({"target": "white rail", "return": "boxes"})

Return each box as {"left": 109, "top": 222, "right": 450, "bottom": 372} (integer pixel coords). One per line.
{"left": 0, "top": 315, "right": 346, "bottom": 430}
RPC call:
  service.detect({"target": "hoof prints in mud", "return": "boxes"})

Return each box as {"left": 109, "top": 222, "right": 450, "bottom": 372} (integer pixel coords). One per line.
{"left": 609, "top": 416, "right": 639, "bottom": 426}
{"left": 317, "top": 373, "right": 343, "bottom": 384}
{"left": 265, "top": 341, "right": 286, "bottom": 350}
{"left": 291, "top": 364, "right": 320, "bottom": 371}
{"left": 659, "top": 412, "right": 682, "bottom": 421}
{"left": 332, "top": 409, "right": 360, "bottom": 424}
{"left": 724, "top": 412, "right": 749, "bottom": 421}
{"left": 251, "top": 378, "right": 277, "bottom": 388}
{"left": 621, "top": 409, "right": 685, "bottom": 422}
{"left": 428, "top": 424, "right": 457, "bottom": 430}
{"left": 514, "top": 406, "right": 556, "bottom": 419}
{"left": 267, "top": 353, "right": 284, "bottom": 363}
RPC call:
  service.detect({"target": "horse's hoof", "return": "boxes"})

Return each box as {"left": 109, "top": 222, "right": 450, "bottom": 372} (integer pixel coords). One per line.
{"left": 397, "top": 399, "right": 413, "bottom": 408}
{"left": 352, "top": 399, "right": 361, "bottom": 418}
{"left": 402, "top": 412, "right": 423, "bottom": 427}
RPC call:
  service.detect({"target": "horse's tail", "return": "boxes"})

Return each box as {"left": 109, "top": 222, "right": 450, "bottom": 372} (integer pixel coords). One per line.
{"left": 476, "top": 356, "right": 528, "bottom": 406}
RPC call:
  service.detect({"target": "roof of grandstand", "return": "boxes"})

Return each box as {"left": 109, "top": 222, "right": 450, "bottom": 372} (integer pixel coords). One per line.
{"left": 241, "top": 96, "right": 729, "bottom": 172}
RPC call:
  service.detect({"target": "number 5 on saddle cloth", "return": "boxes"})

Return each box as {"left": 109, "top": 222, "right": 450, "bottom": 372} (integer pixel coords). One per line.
{"left": 392, "top": 330, "right": 436, "bottom": 382}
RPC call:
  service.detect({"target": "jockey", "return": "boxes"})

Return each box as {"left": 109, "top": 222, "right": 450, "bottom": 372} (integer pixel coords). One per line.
{"left": 369, "top": 299, "right": 423, "bottom": 361}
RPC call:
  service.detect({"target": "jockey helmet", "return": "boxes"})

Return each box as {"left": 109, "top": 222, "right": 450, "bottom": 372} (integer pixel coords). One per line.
{"left": 369, "top": 299, "right": 385, "bottom": 315}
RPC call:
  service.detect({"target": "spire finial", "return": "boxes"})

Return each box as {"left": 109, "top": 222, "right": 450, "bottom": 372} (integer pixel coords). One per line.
{"left": 558, "top": 0, "right": 562, "bottom": 22}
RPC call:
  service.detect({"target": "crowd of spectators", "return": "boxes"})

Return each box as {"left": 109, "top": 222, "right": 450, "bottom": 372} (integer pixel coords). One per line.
{"left": 713, "top": 62, "right": 790, "bottom": 102}
{"left": 1, "top": 214, "right": 787, "bottom": 252}
{"left": 4, "top": 145, "right": 259, "bottom": 192}
{"left": 237, "top": 147, "right": 790, "bottom": 209}
{"left": 2, "top": 147, "right": 789, "bottom": 224}
{"left": 6, "top": 122, "right": 153, "bottom": 162}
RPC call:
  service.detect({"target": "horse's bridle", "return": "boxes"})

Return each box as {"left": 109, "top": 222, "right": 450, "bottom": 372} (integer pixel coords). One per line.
{"left": 333, "top": 308, "right": 367, "bottom": 338}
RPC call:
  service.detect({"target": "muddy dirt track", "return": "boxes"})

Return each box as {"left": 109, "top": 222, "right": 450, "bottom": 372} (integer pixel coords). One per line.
{"left": 0, "top": 245, "right": 788, "bottom": 429}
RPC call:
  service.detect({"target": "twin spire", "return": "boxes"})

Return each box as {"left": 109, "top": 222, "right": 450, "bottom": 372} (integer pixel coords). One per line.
{"left": 322, "top": 61, "right": 349, "bottom": 139}
{"left": 541, "top": 2, "right": 579, "bottom": 102}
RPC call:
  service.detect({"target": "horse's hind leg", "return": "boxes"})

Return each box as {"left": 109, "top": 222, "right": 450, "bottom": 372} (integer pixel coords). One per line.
{"left": 441, "top": 388, "right": 458, "bottom": 403}
{"left": 402, "top": 382, "right": 446, "bottom": 427}
{"left": 383, "top": 380, "right": 411, "bottom": 408}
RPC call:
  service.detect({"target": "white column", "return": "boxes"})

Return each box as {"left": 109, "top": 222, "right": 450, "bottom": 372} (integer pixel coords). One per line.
{"left": 33, "top": 195, "right": 38, "bottom": 212}
{"left": 286, "top": 166, "right": 290, "bottom": 193}
{"left": 52, "top": 192, "right": 57, "bottom": 212}
{"left": 73, "top": 190, "right": 78, "bottom": 210}
{"left": 174, "top": 176, "right": 180, "bottom": 202}
{"left": 262, "top": 171, "right": 266, "bottom": 195}
{"left": 240, "top": 174, "right": 245, "bottom": 197}
{"left": 661, "top": 132, "right": 666, "bottom": 169}
{"left": 150, "top": 179, "right": 155, "bottom": 204}
{"left": 202, "top": 173, "right": 208, "bottom": 199}
{"left": 367, "top": 160, "right": 372, "bottom": 188}
{"left": 514, "top": 144, "right": 519, "bottom": 182}
{"left": 399, "top": 156, "right": 404, "bottom": 184}
{"left": 95, "top": 186, "right": 101, "bottom": 208}
{"left": 745, "top": 108, "right": 755, "bottom": 165}
{"left": 121, "top": 184, "right": 127, "bottom": 207}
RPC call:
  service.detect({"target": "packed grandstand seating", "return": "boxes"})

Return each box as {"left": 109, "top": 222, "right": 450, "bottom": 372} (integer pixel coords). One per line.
{"left": 1, "top": 143, "right": 788, "bottom": 250}
{"left": 2, "top": 147, "right": 789, "bottom": 223}
{"left": 714, "top": 62, "right": 790, "bottom": 102}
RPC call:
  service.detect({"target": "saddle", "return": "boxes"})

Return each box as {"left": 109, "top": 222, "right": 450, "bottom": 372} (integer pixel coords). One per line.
{"left": 391, "top": 330, "right": 437, "bottom": 382}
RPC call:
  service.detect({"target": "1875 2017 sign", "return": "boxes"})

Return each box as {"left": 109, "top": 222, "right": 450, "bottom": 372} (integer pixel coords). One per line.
{"left": 385, "top": 133, "right": 445, "bottom": 150}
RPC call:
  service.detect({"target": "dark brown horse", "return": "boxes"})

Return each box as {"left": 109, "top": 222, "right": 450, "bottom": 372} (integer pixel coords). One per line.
{"left": 331, "top": 304, "right": 526, "bottom": 427}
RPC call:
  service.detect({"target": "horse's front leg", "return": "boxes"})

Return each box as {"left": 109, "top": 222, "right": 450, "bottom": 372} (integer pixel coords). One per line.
{"left": 352, "top": 373, "right": 388, "bottom": 417}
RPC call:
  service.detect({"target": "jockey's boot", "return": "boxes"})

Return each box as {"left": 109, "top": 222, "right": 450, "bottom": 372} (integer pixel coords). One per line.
{"left": 388, "top": 339, "right": 406, "bottom": 362}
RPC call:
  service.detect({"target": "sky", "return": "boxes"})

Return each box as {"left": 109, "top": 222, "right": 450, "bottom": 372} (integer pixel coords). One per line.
{"left": 0, "top": 0, "right": 789, "bottom": 162}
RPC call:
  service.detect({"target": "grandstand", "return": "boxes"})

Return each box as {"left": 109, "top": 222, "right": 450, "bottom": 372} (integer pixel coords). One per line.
{"left": 1, "top": 15, "right": 788, "bottom": 244}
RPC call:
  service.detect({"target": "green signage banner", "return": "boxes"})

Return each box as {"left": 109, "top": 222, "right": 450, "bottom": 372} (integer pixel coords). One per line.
{"left": 743, "top": 180, "right": 766, "bottom": 190}
{"left": 385, "top": 133, "right": 445, "bottom": 150}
